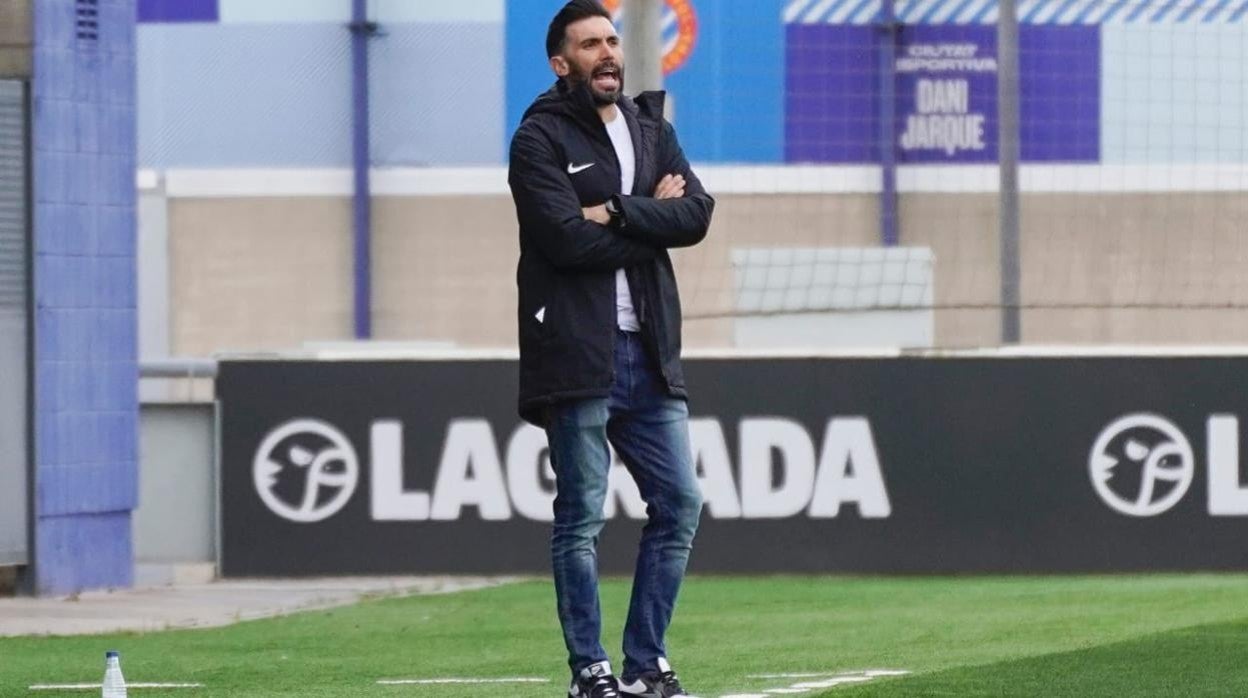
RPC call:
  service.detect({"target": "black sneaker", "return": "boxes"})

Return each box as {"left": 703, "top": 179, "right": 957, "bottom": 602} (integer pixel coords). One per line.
{"left": 569, "top": 661, "right": 621, "bottom": 698}
{"left": 618, "top": 658, "right": 690, "bottom": 697}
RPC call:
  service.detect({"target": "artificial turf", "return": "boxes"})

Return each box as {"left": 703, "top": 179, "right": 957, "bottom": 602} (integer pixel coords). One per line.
{"left": 3, "top": 575, "right": 1247, "bottom": 696}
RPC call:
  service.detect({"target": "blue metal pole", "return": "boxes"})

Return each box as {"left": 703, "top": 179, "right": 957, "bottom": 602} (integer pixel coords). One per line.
{"left": 878, "top": 0, "right": 899, "bottom": 247}
{"left": 349, "top": 0, "right": 374, "bottom": 339}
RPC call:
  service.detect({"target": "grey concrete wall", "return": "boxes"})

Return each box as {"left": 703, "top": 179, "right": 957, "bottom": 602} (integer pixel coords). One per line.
{"left": 134, "top": 403, "right": 216, "bottom": 565}
{"left": 164, "top": 192, "right": 1248, "bottom": 356}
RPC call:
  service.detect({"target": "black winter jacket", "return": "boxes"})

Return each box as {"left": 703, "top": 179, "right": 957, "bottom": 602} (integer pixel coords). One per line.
{"left": 508, "top": 81, "right": 714, "bottom": 426}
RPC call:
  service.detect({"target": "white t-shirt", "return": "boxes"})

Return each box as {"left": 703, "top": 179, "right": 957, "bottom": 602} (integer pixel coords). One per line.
{"left": 604, "top": 109, "right": 640, "bottom": 332}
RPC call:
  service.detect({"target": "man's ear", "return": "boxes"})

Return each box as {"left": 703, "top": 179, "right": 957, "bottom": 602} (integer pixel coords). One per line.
{"left": 549, "top": 55, "right": 570, "bottom": 78}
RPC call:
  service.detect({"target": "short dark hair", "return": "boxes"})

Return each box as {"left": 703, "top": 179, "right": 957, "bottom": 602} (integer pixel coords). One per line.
{"left": 546, "top": 0, "right": 612, "bottom": 58}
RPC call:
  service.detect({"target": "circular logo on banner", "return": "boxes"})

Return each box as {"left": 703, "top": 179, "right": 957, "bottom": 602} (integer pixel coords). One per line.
{"left": 1089, "top": 414, "right": 1195, "bottom": 517}
{"left": 602, "top": 0, "right": 698, "bottom": 75}
{"left": 253, "top": 419, "right": 359, "bottom": 523}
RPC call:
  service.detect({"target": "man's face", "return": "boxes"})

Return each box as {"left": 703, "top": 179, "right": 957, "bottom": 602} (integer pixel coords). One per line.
{"left": 551, "top": 16, "right": 625, "bottom": 105}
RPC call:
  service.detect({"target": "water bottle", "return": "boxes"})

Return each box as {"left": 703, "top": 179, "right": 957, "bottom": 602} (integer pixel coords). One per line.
{"left": 102, "top": 651, "right": 127, "bottom": 698}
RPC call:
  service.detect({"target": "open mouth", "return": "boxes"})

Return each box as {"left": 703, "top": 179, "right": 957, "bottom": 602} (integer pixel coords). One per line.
{"left": 592, "top": 65, "right": 620, "bottom": 92}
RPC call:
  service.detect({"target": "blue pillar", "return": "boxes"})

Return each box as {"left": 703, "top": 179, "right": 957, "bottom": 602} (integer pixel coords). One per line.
{"left": 30, "top": 0, "right": 138, "bottom": 595}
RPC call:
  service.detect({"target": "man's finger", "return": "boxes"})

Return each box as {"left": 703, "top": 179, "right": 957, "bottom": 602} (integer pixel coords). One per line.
{"left": 653, "top": 175, "right": 673, "bottom": 197}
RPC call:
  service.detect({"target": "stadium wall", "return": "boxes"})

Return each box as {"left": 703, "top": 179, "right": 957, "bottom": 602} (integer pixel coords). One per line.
{"left": 151, "top": 182, "right": 1248, "bottom": 356}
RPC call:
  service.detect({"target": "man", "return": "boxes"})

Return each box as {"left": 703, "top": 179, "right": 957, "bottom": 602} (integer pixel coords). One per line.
{"left": 508, "top": 1, "right": 715, "bottom": 696}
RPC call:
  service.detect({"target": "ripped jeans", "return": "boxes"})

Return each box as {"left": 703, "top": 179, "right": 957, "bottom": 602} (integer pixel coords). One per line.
{"left": 545, "top": 329, "right": 703, "bottom": 681}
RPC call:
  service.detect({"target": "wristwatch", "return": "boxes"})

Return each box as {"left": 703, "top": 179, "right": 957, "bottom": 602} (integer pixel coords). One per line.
{"left": 605, "top": 195, "right": 626, "bottom": 229}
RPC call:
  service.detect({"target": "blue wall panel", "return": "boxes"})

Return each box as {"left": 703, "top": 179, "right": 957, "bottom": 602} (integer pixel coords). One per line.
{"left": 216, "top": 0, "right": 503, "bottom": 25}
{"left": 138, "top": 24, "right": 351, "bottom": 168}
{"left": 1101, "top": 24, "right": 1248, "bottom": 163}
{"left": 504, "top": 0, "right": 553, "bottom": 152}
{"left": 138, "top": 0, "right": 218, "bottom": 24}
{"left": 370, "top": 24, "right": 505, "bottom": 166}
{"left": 661, "top": 0, "right": 786, "bottom": 163}
{"left": 35, "top": 512, "right": 133, "bottom": 592}
{"left": 138, "top": 20, "right": 504, "bottom": 168}
{"left": 32, "top": 0, "right": 139, "bottom": 595}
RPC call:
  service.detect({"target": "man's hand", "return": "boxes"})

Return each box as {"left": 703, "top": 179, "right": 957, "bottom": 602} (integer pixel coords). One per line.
{"left": 653, "top": 173, "right": 686, "bottom": 200}
{"left": 581, "top": 204, "right": 611, "bottom": 225}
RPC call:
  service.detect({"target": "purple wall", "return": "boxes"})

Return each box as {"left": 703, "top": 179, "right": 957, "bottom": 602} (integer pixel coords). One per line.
{"left": 785, "top": 25, "right": 880, "bottom": 164}
{"left": 1020, "top": 25, "right": 1099, "bottom": 162}
{"left": 31, "top": 0, "right": 139, "bottom": 595}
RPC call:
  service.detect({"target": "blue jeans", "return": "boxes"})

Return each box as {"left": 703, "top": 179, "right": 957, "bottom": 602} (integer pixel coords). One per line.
{"left": 545, "top": 330, "right": 703, "bottom": 681}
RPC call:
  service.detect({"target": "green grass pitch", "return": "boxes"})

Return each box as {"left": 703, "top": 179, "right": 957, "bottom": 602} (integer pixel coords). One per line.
{"left": 4, "top": 575, "right": 1248, "bottom": 696}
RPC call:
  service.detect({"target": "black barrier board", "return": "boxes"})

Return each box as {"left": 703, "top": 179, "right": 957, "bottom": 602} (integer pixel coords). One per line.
{"left": 218, "top": 357, "right": 1248, "bottom": 576}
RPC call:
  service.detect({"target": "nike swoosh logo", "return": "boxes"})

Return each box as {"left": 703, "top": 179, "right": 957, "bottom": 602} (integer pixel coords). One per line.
{"left": 567, "top": 162, "right": 596, "bottom": 174}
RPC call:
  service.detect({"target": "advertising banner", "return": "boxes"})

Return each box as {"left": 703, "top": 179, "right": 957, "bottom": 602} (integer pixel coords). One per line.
{"left": 894, "top": 26, "right": 999, "bottom": 162}
{"left": 219, "top": 357, "right": 1248, "bottom": 577}
{"left": 785, "top": 24, "right": 1099, "bottom": 163}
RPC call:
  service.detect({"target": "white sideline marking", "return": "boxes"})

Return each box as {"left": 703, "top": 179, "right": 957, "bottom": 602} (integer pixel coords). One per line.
{"left": 376, "top": 677, "right": 551, "bottom": 685}
{"left": 730, "top": 669, "right": 910, "bottom": 697}
{"left": 748, "top": 669, "right": 911, "bottom": 679}
{"left": 29, "top": 683, "right": 203, "bottom": 690}
{"left": 793, "top": 677, "right": 874, "bottom": 688}
{"left": 749, "top": 673, "right": 836, "bottom": 678}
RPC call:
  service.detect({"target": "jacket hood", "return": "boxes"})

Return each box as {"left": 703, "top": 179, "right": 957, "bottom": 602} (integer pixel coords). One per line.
{"left": 521, "top": 80, "right": 666, "bottom": 128}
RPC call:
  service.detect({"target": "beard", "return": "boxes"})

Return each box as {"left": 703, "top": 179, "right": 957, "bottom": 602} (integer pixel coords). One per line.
{"left": 568, "top": 59, "right": 625, "bottom": 106}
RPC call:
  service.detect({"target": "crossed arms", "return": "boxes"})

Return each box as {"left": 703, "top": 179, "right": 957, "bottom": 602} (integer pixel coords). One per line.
{"left": 508, "top": 120, "right": 714, "bottom": 273}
